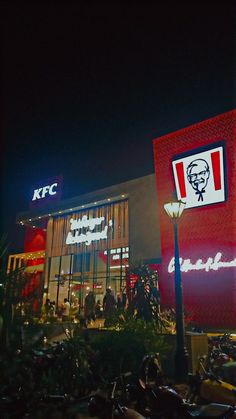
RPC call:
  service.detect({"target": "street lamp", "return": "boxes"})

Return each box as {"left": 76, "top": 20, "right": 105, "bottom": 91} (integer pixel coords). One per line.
{"left": 164, "top": 200, "right": 189, "bottom": 382}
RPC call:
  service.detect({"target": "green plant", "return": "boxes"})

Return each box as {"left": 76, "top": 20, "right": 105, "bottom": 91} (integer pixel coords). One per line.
{"left": 126, "top": 263, "right": 161, "bottom": 322}
{"left": 91, "top": 314, "right": 170, "bottom": 380}
{"left": 0, "top": 236, "right": 45, "bottom": 349}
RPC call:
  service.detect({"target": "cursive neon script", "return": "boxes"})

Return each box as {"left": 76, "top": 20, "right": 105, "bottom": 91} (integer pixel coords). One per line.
{"left": 66, "top": 215, "right": 112, "bottom": 246}
{"left": 168, "top": 252, "right": 236, "bottom": 273}
{"left": 69, "top": 215, "right": 105, "bottom": 231}
{"left": 66, "top": 226, "right": 109, "bottom": 246}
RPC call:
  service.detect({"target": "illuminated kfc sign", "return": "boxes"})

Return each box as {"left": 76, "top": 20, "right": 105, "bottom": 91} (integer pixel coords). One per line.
{"left": 30, "top": 175, "right": 63, "bottom": 208}
{"left": 32, "top": 183, "right": 58, "bottom": 201}
{"left": 172, "top": 143, "right": 226, "bottom": 208}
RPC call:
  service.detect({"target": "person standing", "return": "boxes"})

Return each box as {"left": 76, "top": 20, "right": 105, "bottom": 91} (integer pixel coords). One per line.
{"left": 103, "top": 289, "right": 116, "bottom": 318}
{"left": 84, "top": 291, "right": 95, "bottom": 323}
{"left": 49, "top": 301, "right": 56, "bottom": 318}
{"left": 62, "top": 298, "right": 70, "bottom": 321}
{"left": 43, "top": 298, "right": 51, "bottom": 316}
{"left": 116, "top": 295, "right": 123, "bottom": 311}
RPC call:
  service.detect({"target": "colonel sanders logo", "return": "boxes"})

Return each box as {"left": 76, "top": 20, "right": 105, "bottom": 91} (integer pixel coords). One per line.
{"left": 186, "top": 159, "right": 210, "bottom": 202}
{"left": 172, "top": 145, "right": 226, "bottom": 209}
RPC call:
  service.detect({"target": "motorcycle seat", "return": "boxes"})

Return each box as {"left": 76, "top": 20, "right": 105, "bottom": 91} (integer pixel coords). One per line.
{"left": 187, "top": 403, "right": 234, "bottom": 418}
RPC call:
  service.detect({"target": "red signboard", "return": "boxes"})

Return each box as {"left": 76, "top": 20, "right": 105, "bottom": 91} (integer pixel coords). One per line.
{"left": 153, "top": 110, "right": 236, "bottom": 328}
{"left": 24, "top": 227, "right": 47, "bottom": 253}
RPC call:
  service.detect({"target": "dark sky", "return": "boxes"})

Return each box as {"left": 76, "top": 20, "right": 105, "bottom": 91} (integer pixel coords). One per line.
{"left": 1, "top": 1, "right": 235, "bottom": 252}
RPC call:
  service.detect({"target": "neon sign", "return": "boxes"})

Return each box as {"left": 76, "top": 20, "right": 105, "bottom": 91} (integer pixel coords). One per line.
{"left": 168, "top": 252, "right": 236, "bottom": 273}
{"left": 70, "top": 215, "right": 105, "bottom": 231}
{"left": 32, "top": 183, "right": 58, "bottom": 201}
{"left": 66, "top": 215, "right": 113, "bottom": 246}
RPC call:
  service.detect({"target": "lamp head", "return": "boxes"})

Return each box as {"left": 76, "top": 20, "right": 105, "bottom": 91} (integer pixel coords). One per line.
{"left": 164, "top": 200, "right": 186, "bottom": 220}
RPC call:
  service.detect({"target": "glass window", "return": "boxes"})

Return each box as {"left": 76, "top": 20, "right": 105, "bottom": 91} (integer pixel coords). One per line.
{"left": 61, "top": 255, "right": 71, "bottom": 275}
{"left": 48, "top": 257, "right": 60, "bottom": 303}
{"left": 49, "top": 256, "right": 60, "bottom": 282}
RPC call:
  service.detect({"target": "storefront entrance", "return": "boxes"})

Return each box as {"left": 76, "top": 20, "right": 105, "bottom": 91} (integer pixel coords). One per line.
{"left": 44, "top": 199, "right": 129, "bottom": 308}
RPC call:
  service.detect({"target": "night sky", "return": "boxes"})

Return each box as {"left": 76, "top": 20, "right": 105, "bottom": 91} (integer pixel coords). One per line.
{"left": 1, "top": 2, "right": 235, "bottom": 253}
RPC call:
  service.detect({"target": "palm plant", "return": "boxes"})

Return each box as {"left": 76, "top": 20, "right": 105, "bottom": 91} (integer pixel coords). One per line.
{"left": 126, "top": 263, "right": 161, "bottom": 322}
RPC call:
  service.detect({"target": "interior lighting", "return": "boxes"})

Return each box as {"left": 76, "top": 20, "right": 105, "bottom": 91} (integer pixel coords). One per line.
{"left": 29, "top": 219, "right": 32, "bottom": 221}
{"left": 107, "top": 198, "right": 111, "bottom": 201}
{"left": 33, "top": 226, "right": 36, "bottom": 229}
{"left": 110, "top": 265, "right": 129, "bottom": 269}
{"left": 38, "top": 216, "right": 41, "bottom": 219}
{"left": 121, "top": 194, "right": 125, "bottom": 198}
{"left": 94, "top": 202, "right": 97, "bottom": 205}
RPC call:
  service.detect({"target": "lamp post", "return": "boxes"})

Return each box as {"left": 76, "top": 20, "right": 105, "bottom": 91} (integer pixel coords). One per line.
{"left": 164, "top": 200, "right": 189, "bottom": 382}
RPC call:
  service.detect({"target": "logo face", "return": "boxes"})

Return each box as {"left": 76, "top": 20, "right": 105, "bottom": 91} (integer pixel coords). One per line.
{"left": 32, "top": 183, "right": 58, "bottom": 201}
{"left": 172, "top": 144, "right": 226, "bottom": 208}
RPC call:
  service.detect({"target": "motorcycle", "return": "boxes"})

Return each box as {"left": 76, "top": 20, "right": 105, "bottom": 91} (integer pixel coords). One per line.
{"left": 90, "top": 354, "right": 236, "bottom": 418}
{"left": 134, "top": 384, "right": 236, "bottom": 418}
{"left": 88, "top": 372, "right": 145, "bottom": 419}
{"left": 187, "top": 355, "right": 236, "bottom": 405}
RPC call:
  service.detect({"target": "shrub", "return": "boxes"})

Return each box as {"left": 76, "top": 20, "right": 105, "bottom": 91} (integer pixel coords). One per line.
{"left": 91, "top": 314, "right": 170, "bottom": 380}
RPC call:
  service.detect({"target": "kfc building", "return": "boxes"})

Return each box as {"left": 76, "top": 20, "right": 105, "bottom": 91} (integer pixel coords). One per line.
{"left": 153, "top": 110, "right": 236, "bottom": 328}
{"left": 9, "top": 110, "right": 236, "bottom": 328}
{"left": 10, "top": 175, "right": 161, "bottom": 308}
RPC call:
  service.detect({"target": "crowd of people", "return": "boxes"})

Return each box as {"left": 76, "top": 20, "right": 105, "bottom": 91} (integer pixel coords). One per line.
{"left": 42, "top": 280, "right": 161, "bottom": 325}
{"left": 42, "top": 288, "right": 126, "bottom": 324}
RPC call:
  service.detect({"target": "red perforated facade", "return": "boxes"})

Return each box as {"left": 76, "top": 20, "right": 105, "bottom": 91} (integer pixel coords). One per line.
{"left": 153, "top": 110, "right": 236, "bottom": 328}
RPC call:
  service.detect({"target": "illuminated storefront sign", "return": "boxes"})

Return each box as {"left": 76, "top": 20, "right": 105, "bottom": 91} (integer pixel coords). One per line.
{"left": 168, "top": 252, "right": 236, "bottom": 273}
{"left": 70, "top": 215, "right": 105, "bottom": 231}
{"left": 104, "top": 247, "right": 129, "bottom": 260}
{"left": 66, "top": 215, "right": 113, "bottom": 246}
{"left": 30, "top": 175, "right": 63, "bottom": 208}
{"left": 99, "top": 247, "right": 129, "bottom": 268}
{"left": 32, "top": 183, "right": 58, "bottom": 201}
{"left": 172, "top": 144, "right": 226, "bottom": 209}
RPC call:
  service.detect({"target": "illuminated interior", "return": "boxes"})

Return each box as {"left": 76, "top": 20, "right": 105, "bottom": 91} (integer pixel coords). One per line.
{"left": 7, "top": 250, "right": 45, "bottom": 273}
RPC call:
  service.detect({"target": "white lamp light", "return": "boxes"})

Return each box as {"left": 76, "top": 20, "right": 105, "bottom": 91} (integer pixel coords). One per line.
{"left": 164, "top": 200, "right": 186, "bottom": 220}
